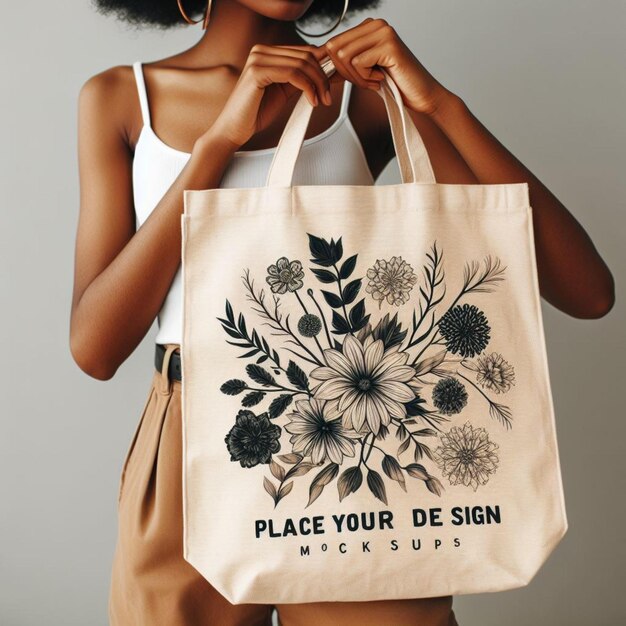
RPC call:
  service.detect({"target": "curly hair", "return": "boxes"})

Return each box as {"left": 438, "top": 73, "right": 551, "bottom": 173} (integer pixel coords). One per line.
{"left": 91, "top": 0, "right": 382, "bottom": 30}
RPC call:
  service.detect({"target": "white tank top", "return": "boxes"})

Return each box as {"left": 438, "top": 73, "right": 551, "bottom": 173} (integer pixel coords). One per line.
{"left": 131, "top": 60, "right": 375, "bottom": 345}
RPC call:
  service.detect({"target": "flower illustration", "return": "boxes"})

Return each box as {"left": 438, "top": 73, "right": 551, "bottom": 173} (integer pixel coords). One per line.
{"left": 224, "top": 410, "right": 282, "bottom": 468}
{"left": 438, "top": 303, "right": 491, "bottom": 358}
{"left": 432, "top": 377, "right": 468, "bottom": 415}
{"left": 469, "top": 352, "right": 516, "bottom": 394}
{"left": 298, "top": 313, "right": 322, "bottom": 338}
{"left": 433, "top": 421, "right": 499, "bottom": 491}
{"left": 310, "top": 333, "right": 416, "bottom": 435}
{"left": 366, "top": 256, "right": 418, "bottom": 307}
{"left": 266, "top": 257, "right": 305, "bottom": 294}
{"left": 284, "top": 398, "right": 360, "bottom": 465}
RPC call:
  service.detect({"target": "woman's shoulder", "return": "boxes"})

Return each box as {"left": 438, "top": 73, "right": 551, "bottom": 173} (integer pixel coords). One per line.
{"left": 78, "top": 63, "right": 138, "bottom": 105}
{"left": 77, "top": 63, "right": 144, "bottom": 152}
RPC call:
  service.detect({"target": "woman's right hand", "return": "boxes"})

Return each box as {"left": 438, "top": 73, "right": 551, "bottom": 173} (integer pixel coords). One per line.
{"left": 207, "top": 44, "right": 337, "bottom": 150}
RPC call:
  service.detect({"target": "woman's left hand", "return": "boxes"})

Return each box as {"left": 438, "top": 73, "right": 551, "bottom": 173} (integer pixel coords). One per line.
{"left": 321, "top": 17, "right": 451, "bottom": 116}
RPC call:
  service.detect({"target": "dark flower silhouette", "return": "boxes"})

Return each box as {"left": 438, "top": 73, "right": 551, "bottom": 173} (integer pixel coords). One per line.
{"left": 438, "top": 303, "right": 490, "bottom": 357}
{"left": 432, "top": 377, "right": 469, "bottom": 415}
{"left": 225, "top": 410, "right": 282, "bottom": 468}
{"left": 298, "top": 313, "right": 322, "bottom": 338}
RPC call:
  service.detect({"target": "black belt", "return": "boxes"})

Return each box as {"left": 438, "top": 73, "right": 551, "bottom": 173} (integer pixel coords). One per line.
{"left": 155, "top": 343, "right": 182, "bottom": 381}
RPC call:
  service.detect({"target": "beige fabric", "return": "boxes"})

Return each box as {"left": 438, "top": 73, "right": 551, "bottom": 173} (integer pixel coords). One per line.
{"left": 109, "top": 343, "right": 459, "bottom": 624}
{"left": 180, "top": 67, "right": 567, "bottom": 605}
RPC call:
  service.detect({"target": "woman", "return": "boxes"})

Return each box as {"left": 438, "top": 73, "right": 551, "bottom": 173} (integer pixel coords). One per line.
{"left": 70, "top": 1, "right": 615, "bottom": 624}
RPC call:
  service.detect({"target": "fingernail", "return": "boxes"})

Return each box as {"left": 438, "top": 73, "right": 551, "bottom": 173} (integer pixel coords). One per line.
{"left": 324, "top": 89, "right": 331, "bottom": 104}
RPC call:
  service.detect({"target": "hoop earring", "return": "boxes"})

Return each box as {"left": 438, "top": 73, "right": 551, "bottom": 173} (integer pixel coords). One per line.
{"left": 295, "top": 0, "right": 350, "bottom": 38}
{"left": 177, "top": 0, "right": 213, "bottom": 29}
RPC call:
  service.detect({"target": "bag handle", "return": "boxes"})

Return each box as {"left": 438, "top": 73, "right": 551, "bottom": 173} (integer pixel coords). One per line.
{"left": 265, "top": 58, "right": 437, "bottom": 187}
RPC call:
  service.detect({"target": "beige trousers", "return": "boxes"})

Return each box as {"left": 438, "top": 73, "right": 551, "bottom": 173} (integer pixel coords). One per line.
{"left": 108, "top": 343, "right": 459, "bottom": 626}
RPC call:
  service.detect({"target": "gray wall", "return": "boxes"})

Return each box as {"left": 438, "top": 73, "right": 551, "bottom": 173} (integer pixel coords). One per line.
{"left": 1, "top": 1, "right": 624, "bottom": 624}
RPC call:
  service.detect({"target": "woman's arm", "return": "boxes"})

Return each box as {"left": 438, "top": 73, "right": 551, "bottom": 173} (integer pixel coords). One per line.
{"left": 70, "top": 67, "right": 237, "bottom": 381}
{"left": 71, "top": 47, "right": 332, "bottom": 380}
{"left": 322, "top": 17, "right": 615, "bottom": 320}
{"left": 420, "top": 91, "right": 615, "bottom": 319}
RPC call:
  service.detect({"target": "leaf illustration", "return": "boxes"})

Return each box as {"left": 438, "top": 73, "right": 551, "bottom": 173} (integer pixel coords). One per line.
{"left": 414, "top": 348, "right": 448, "bottom": 376}
{"left": 332, "top": 237, "right": 344, "bottom": 262}
{"left": 311, "top": 268, "right": 336, "bottom": 283}
{"left": 218, "top": 301, "right": 280, "bottom": 368}
{"left": 242, "top": 391, "right": 265, "bottom": 407}
{"left": 220, "top": 379, "right": 247, "bottom": 395}
{"left": 349, "top": 299, "right": 370, "bottom": 332}
{"left": 321, "top": 290, "right": 344, "bottom": 309}
{"left": 263, "top": 477, "right": 277, "bottom": 501}
{"left": 342, "top": 279, "right": 361, "bottom": 305}
{"left": 405, "top": 463, "right": 430, "bottom": 481}
{"left": 371, "top": 313, "right": 407, "bottom": 349}
{"left": 339, "top": 254, "right": 357, "bottom": 279}
{"left": 349, "top": 299, "right": 366, "bottom": 325}
{"left": 367, "top": 469, "right": 388, "bottom": 504}
{"left": 308, "top": 234, "right": 340, "bottom": 267}
{"left": 307, "top": 462, "right": 340, "bottom": 507}
{"left": 277, "top": 481, "right": 294, "bottom": 500}
{"left": 425, "top": 476, "right": 444, "bottom": 496}
{"left": 285, "top": 461, "right": 317, "bottom": 479}
{"left": 337, "top": 465, "right": 363, "bottom": 501}
{"left": 404, "top": 395, "right": 430, "bottom": 418}
{"left": 246, "top": 363, "right": 277, "bottom": 387}
{"left": 331, "top": 311, "right": 351, "bottom": 335}
{"left": 269, "top": 394, "right": 293, "bottom": 418}
{"left": 397, "top": 438, "right": 411, "bottom": 456}
{"left": 225, "top": 300, "right": 235, "bottom": 324}
{"left": 414, "top": 441, "right": 435, "bottom": 461}
{"left": 412, "top": 428, "right": 437, "bottom": 437}
{"left": 277, "top": 453, "right": 303, "bottom": 464}
{"left": 237, "top": 312, "right": 247, "bottom": 337}
{"left": 270, "top": 460, "right": 285, "bottom": 481}
{"left": 382, "top": 454, "right": 407, "bottom": 491}
{"left": 286, "top": 361, "right": 309, "bottom": 391}
{"left": 396, "top": 422, "right": 409, "bottom": 441}
{"left": 376, "top": 423, "right": 390, "bottom": 440}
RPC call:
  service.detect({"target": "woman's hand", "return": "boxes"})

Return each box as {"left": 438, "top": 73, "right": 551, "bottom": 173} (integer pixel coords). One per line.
{"left": 321, "top": 17, "right": 451, "bottom": 117}
{"left": 209, "top": 44, "right": 333, "bottom": 149}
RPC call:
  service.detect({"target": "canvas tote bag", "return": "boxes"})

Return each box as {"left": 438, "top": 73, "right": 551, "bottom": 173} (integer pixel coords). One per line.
{"left": 180, "top": 61, "right": 568, "bottom": 604}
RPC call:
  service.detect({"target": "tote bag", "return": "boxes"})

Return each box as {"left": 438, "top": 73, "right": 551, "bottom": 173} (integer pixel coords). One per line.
{"left": 180, "top": 62, "right": 568, "bottom": 605}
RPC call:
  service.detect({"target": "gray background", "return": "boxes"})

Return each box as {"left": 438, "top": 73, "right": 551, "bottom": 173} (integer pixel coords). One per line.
{"left": 1, "top": 1, "right": 624, "bottom": 624}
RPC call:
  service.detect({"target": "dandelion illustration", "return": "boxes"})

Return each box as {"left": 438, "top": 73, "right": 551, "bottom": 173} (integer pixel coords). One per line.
{"left": 310, "top": 333, "right": 416, "bottom": 435}
{"left": 438, "top": 303, "right": 491, "bottom": 358}
{"left": 432, "top": 377, "right": 469, "bottom": 415}
{"left": 224, "top": 410, "right": 282, "bottom": 468}
{"left": 366, "top": 256, "right": 418, "bottom": 307}
{"left": 297, "top": 313, "right": 322, "bottom": 338}
{"left": 284, "top": 398, "right": 360, "bottom": 465}
{"left": 469, "top": 352, "right": 516, "bottom": 394}
{"left": 266, "top": 257, "right": 305, "bottom": 294}
{"left": 433, "top": 421, "right": 499, "bottom": 491}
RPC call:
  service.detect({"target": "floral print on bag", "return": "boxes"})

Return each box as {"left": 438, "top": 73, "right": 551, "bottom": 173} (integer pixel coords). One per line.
{"left": 219, "top": 234, "right": 516, "bottom": 508}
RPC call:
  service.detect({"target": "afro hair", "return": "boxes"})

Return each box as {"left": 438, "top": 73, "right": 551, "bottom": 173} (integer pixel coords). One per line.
{"left": 92, "top": 0, "right": 383, "bottom": 30}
